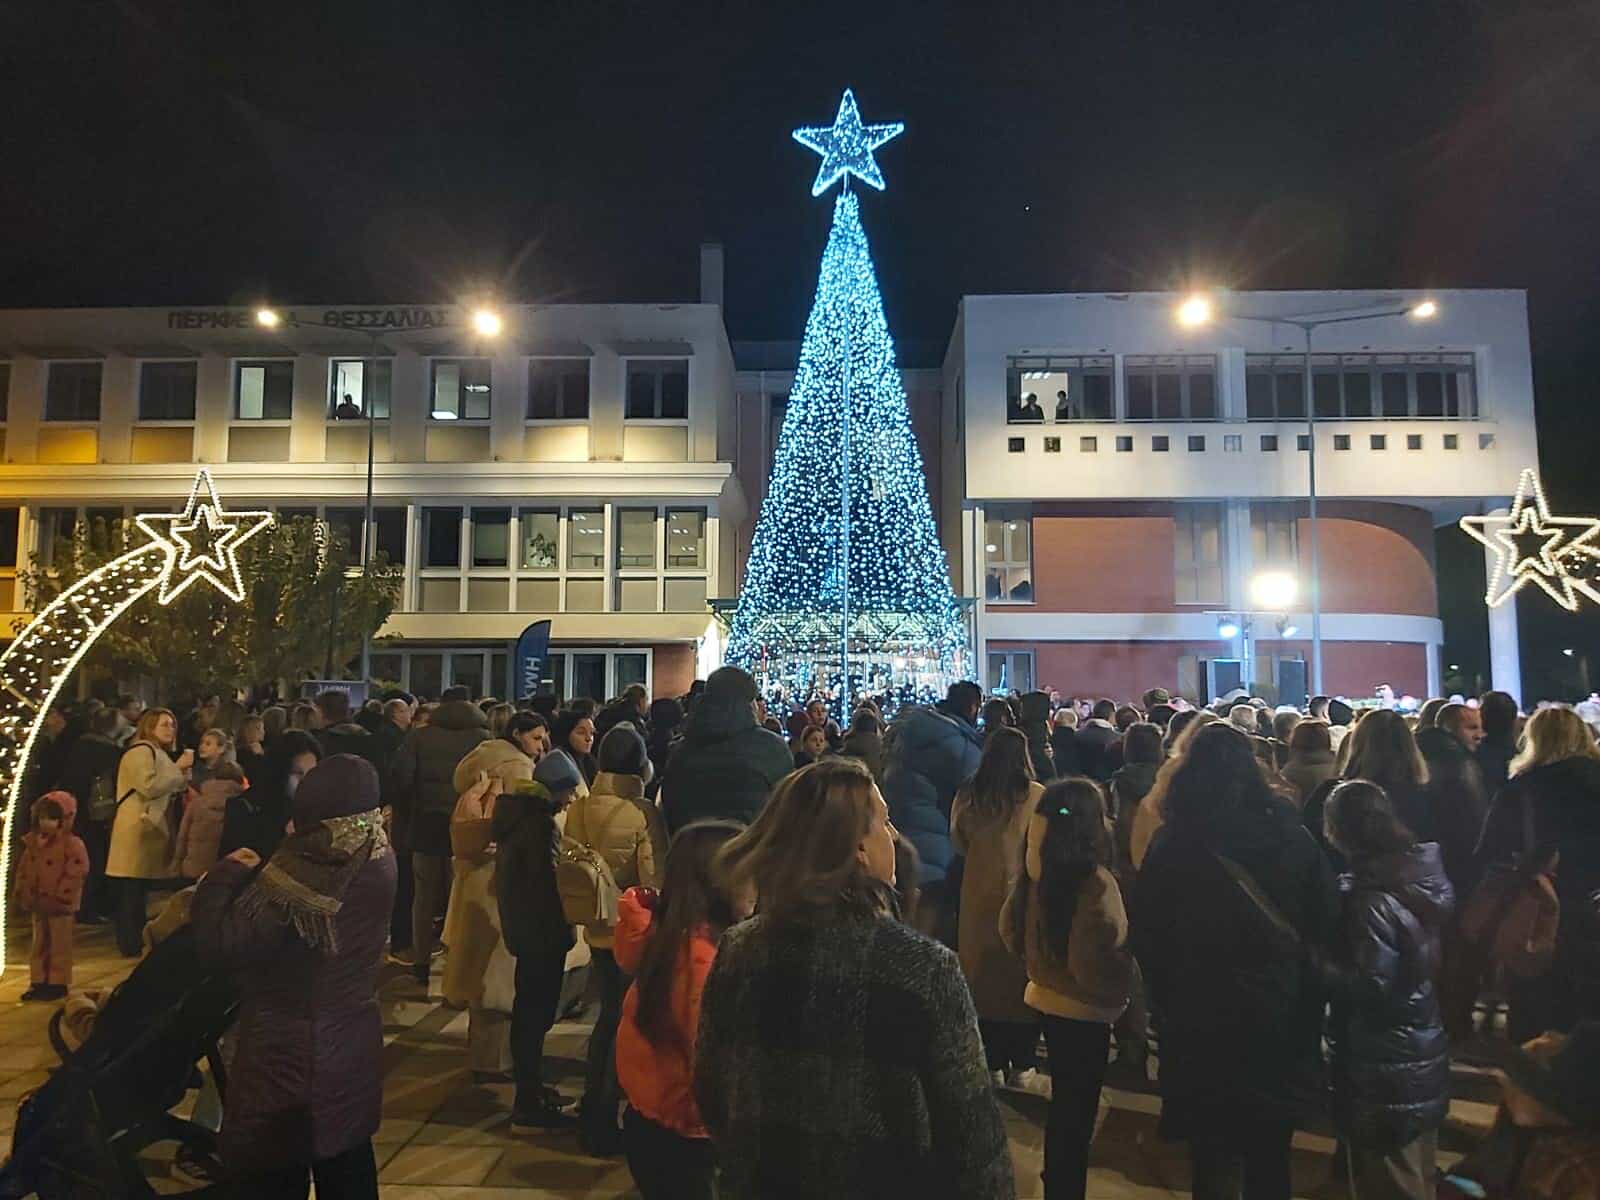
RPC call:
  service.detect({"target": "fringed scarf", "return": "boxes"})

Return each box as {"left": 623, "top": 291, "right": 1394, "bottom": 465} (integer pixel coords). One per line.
{"left": 235, "top": 808, "right": 389, "bottom": 955}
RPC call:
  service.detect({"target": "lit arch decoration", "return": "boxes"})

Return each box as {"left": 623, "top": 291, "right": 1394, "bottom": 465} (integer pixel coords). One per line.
{"left": 0, "top": 470, "right": 271, "bottom": 972}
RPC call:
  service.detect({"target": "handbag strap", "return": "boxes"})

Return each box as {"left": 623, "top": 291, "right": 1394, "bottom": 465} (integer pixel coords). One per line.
{"left": 1215, "top": 851, "right": 1304, "bottom": 950}
{"left": 117, "top": 743, "right": 161, "bottom": 806}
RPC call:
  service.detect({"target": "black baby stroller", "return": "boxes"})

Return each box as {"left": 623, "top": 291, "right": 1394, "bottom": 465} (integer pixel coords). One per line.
{"left": 0, "top": 923, "right": 237, "bottom": 1198}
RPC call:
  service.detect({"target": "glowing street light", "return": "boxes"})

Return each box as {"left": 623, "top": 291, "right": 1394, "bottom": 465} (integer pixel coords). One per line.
{"left": 1411, "top": 299, "right": 1438, "bottom": 319}
{"left": 471, "top": 308, "right": 504, "bottom": 338}
{"left": 1176, "top": 294, "right": 1213, "bottom": 329}
{"left": 255, "top": 307, "right": 281, "bottom": 328}
{"left": 1250, "top": 570, "right": 1299, "bottom": 611}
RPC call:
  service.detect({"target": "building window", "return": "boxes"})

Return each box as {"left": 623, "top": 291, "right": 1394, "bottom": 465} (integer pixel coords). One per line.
{"left": 625, "top": 360, "right": 688, "bottom": 419}
{"left": 1116, "top": 436, "right": 1133, "bottom": 452}
{"left": 1479, "top": 433, "right": 1495, "bottom": 450}
{"left": 0, "top": 362, "right": 10, "bottom": 421}
{"left": 1006, "top": 355, "right": 1114, "bottom": 423}
{"left": 1224, "top": 434, "right": 1242, "bottom": 452}
{"left": 519, "top": 510, "right": 559, "bottom": 570}
{"left": 430, "top": 359, "right": 491, "bottom": 420}
{"left": 1407, "top": 434, "right": 1423, "bottom": 450}
{"left": 1246, "top": 352, "right": 1477, "bottom": 420}
{"left": 568, "top": 509, "right": 604, "bottom": 569}
{"left": 984, "top": 508, "right": 1033, "bottom": 604}
{"left": 1370, "top": 434, "right": 1387, "bottom": 450}
{"left": 616, "top": 509, "right": 657, "bottom": 569}
{"left": 329, "top": 360, "right": 391, "bottom": 419}
{"left": 1152, "top": 436, "right": 1169, "bottom": 451}
{"left": 1044, "top": 437, "right": 1061, "bottom": 453}
{"left": 1008, "top": 437, "right": 1024, "bottom": 452}
{"left": 1080, "top": 436, "right": 1097, "bottom": 452}
{"left": 1261, "top": 434, "right": 1279, "bottom": 451}
{"left": 545, "top": 648, "right": 654, "bottom": 702}
{"left": 528, "top": 359, "right": 590, "bottom": 420}
{"left": 235, "top": 361, "right": 294, "bottom": 420}
{"left": 666, "top": 509, "right": 706, "bottom": 568}
{"left": 1297, "top": 434, "right": 1311, "bottom": 451}
{"left": 1124, "top": 355, "right": 1217, "bottom": 421}
{"left": 138, "top": 361, "right": 197, "bottom": 421}
{"left": 1251, "top": 502, "right": 1299, "bottom": 575}
{"left": 1334, "top": 434, "right": 1351, "bottom": 450}
{"left": 45, "top": 362, "right": 103, "bottom": 421}
{"left": 422, "top": 507, "right": 463, "bottom": 568}
{"left": 1188, "top": 435, "right": 1206, "bottom": 452}
{"left": 471, "top": 508, "right": 510, "bottom": 568}
{"left": 0, "top": 507, "right": 16, "bottom": 609}
{"left": 1444, "top": 433, "right": 1459, "bottom": 450}
{"left": 986, "top": 650, "right": 1034, "bottom": 694}
{"left": 1174, "top": 503, "right": 1225, "bottom": 604}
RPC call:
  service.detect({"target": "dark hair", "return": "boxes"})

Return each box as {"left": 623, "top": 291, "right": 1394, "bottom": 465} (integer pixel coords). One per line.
{"left": 1480, "top": 691, "right": 1519, "bottom": 742}
{"left": 91, "top": 707, "right": 120, "bottom": 737}
{"left": 33, "top": 796, "right": 64, "bottom": 826}
{"left": 964, "top": 726, "right": 1034, "bottom": 817}
{"left": 551, "top": 709, "right": 598, "bottom": 782}
{"left": 849, "top": 708, "right": 881, "bottom": 735}
{"left": 1341, "top": 708, "right": 1428, "bottom": 792}
{"left": 1091, "top": 698, "right": 1117, "bottom": 722}
{"left": 1416, "top": 698, "right": 1447, "bottom": 730}
{"left": 633, "top": 820, "right": 744, "bottom": 1050}
{"left": 1164, "top": 723, "right": 1278, "bottom": 831}
{"left": 441, "top": 685, "right": 471, "bottom": 703}
{"left": 315, "top": 689, "right": 351, "bottom": 723}
{"left": 1164, "top": 707, "right": 1204, "bottom": 750}
{"left": 1324, "top": 779, "right": 1414, "bottom": 858}
{"left": 946, "top": 680, "right": 983, "bottom": 713}
{"left": 1288, "top": 719, "right": 1332, "bottom": 754}
{"left": 1014, "top": 778, "right": 1109, "bottom": 951}
{"left": 1121, "top": 722, "right": 1163, "bottom": 766}
{"left": 502, "top": 711, "right": 547, "bottom": 748}
{"left": 264, "top": 730, "right": 323, "bottom": 798}
{"left": 566, "top": 696, "right": 600, "bottom": 719}
{"left": 980, "top": 698, "right": 1016, "bottom": 735}
{"left": 1114, "top": 705, "right": 1141, "bottom": 732}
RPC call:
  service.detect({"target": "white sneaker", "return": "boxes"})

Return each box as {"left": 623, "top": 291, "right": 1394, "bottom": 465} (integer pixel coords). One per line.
{"left": 1004, "top": 1067, "right": 1052, "bottom": 1098}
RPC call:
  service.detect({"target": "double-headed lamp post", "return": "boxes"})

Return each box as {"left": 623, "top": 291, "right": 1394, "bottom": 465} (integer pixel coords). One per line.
{"left": 1176, "top": 293, "right": 1438, "bottom": 696}
{"left": 254, "top": 304, "right": 504, "bottom": 683}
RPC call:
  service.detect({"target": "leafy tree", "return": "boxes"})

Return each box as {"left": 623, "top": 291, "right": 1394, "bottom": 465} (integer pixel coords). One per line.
{"left": 15, "top": 513, "right": 401, "bottom": 701}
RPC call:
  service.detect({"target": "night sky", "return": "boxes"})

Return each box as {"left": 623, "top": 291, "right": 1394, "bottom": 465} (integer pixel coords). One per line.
{"left": 5, "top": 0, "right": 1598, "bottom": 697}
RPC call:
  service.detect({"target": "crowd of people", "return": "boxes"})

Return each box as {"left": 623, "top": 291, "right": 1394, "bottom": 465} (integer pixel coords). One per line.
{"left": 13, "top": 672, "right": 1600, "bottom": 1199}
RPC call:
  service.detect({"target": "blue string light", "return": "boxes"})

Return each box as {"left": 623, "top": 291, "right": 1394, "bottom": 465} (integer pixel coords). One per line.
{"left": 790, "top": 88, "right": 904, "bottom": 197}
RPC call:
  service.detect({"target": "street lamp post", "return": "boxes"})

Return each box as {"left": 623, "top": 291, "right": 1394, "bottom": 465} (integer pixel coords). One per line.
{"left": 255, "top": 305, "right": 503, "bottom": 685}
{"left": 1178, "top": 296, "right": 1437, "bottom": 696}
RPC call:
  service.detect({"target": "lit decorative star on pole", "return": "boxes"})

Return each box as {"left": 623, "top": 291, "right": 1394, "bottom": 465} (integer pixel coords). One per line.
{"left": 1460, "top": 467, "right": 1600, "bottom": 611}
{"left": 792, "top": 88, "right": 904, "bottom": 196}
{"left": 136, "top": 468, "right": 274, "bottom": 603}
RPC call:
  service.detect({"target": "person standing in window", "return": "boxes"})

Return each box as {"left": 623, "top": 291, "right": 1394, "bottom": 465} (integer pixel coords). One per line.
{"left": 334, "top": 393, "right": 363, "bottom": 420}
{"left": 1017, "top": 392, "right": 1045, "bottom": 423}
{"left": 1054, "top": 388, "right": 1074, "bottom": 422}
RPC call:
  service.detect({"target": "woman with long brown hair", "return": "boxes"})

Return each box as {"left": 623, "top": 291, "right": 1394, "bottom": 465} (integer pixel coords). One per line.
{"left": 1304, "top": 708, "right": 1431, "bottom": 866}
{"left": 950, "top": 725, "right": 1045, "bottom": 1089}
{"left": 694, "top": 758, "right": 1014, "bottom": 1199}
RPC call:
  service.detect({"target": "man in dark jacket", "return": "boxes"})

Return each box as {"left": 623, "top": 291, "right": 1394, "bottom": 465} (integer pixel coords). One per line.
{"left": 1075, "top": 698, "right": 1121, "bottom": 781}
{"left": 389, "top": 690, "right": 488, "bottom": 983}
{"left": 660, "top": 667, "right": 792, "bottom": 834}
{"left": 1416, "top": 703, "right": 1489, "bottom": 894}
{"left": 594, "top": 684, "right": 650, "bottom": 741}
{"left": 881, "top": 681, "right": 983, "bottom": 944}
{"left": 1477, "top": 689, "right": 1520, "bottom": 795}
{"left": 313, "top": 691, "right": 378, "bottom": 764}
{"left": 55, "top": 707, "right": 123, "bottom": 923}
{"left": 493, "top": 750, "right": 581, "bottom": 1129}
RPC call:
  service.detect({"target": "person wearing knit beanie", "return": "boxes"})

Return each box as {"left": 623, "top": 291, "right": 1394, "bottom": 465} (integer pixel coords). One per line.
{"left": 599, "top": 725, "right": 651, "bottom": 783}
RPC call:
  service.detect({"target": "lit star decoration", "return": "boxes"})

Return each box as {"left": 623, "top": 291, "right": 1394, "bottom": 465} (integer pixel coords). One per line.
{"left": 1460, "top": 467, "right": 1600, "bottom": 611}
{"left": 0, "top": 470, "right": 272, "bottom": 972}
{"left": 791, "top": 88, "right": 904, "bottom": 197}
{"left": 136, "top": 468, "right": 274, "bottom": 603}
{"left": 728, "top": 95, "right": 965, "bottom": 714}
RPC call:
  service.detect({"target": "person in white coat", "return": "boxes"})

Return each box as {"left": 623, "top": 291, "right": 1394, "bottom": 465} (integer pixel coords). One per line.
{"left": 106, "top": 708, "right": 190, "bottom": 955}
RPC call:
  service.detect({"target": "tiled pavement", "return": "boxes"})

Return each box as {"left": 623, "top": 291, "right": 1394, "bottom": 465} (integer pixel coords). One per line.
{"left": 0, "top": 919, "right": 1498, "bottom": 1198}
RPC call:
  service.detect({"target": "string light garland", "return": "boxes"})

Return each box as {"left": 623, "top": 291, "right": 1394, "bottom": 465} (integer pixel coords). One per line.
{"left": 0, "top": 469, "right": 272, "bottom": 973}
{"left": 1460, "top": 467, "right": 1600, "bottom": 611}
{"left": 728, "top": 90, "right": 966, "bottom": 715}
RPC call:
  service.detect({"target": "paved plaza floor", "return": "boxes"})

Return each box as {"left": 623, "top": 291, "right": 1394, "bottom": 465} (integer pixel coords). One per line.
{"left": 0, "top": 919, "right": 1499, "bottom": 1199}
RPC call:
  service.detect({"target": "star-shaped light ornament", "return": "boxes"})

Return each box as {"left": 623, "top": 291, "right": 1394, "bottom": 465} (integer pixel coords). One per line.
{"left": 792, "top": 88, "right": 904, "bottom": 197}
{"left": 1460, "top": 468, "right": 1600, "bottom": 611}
{"left": 135, "top": 470, "right": 274, "bottom": 604}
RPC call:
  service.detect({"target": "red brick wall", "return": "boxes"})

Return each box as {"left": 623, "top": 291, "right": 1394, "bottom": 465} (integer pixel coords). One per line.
{"left": 1302, "top": 503, "right": 1437, "bottom": 617}
{"left": 651, "top": 643, "right": 696, "bottom": 701}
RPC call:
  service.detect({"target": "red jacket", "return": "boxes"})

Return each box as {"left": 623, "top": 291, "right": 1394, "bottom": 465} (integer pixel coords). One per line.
{"left": 14, "top": 790, "right": 89, "bottom": 916}
{"left": 613, "top": 886, "right": 718, "bottom": 1140}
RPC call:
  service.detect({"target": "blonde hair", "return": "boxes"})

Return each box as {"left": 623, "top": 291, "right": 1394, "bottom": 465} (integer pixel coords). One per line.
{"left": 1511, "top": 706, "right": 1600, "bottom": 777}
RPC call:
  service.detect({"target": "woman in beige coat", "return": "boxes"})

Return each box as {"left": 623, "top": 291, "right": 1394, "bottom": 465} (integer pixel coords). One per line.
{"left": 950, "top": 725, "right": 1045, "bottom": 1092}
{"left": 107, "top": 708, "right": 191, "bottom": 956}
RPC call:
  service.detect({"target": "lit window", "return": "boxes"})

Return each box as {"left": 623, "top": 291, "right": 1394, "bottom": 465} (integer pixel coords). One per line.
{"left": 329, "top": 360, "right": 392, "bottom": 419}
{"left": 519, "top": 510, "right": 560, "bottom": 570}
{"left": 1006, "top": 355, "right": 1113, "bottom": 423}
{"left": 666, "top": 509, "right": 706, "bottom": 568}
{"left": 1246, "top": 352, "right": 1476, "bottom": 420}
{"left": 984, "top": 509, "right": 1033, "bottom": 604}
{"left": 472, "top": 509, "right": 510, "bottom": 568}
{"left": 986, "top": 650, "right": 1034, "bottom": 693}
{"left": 430, "top": 359, "right": 491, "bottom": 420}
{"left": 616, "top": 509, "right": 657, "bottom": 569}
{"left": 235, "top": 361, "right": 294, "bottom": 420}
{"left": 568, "top": 510, "right": 604, "bottom": 570}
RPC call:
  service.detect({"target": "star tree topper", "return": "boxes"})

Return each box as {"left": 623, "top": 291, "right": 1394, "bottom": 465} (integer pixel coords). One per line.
{"left": 135, "top": 469, "right": 274, "bottom": 604}
{"left": 792, "top": 88, "right": 904, "bottom": 196}
{"left": 1460, "top": 467, "right": 1600, "bottom": 611}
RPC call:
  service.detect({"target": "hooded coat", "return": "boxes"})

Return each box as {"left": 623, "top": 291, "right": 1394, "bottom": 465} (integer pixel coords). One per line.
{"left": 14, "top": 791, "right": 89, "bottom": 915}
{"left": 660, "top": 687, "right": 792, "bottom": 834}
{"left": 389, "top": 700, "right": 490, "bottom": 855}
{"left": 881, "top": 703, "right": 983, "bottom": 887}
{"left": 1324, "top": 841, "right": 1454, "bottom": 1149}
{"left": 950, "top": 780, "right": 1043, "bottom": 1022}
{"left": 175, "top": 777, "right": 245, "bottom": 880}
{"left": 492, "top": 780, "right": 575, "bottom": 960}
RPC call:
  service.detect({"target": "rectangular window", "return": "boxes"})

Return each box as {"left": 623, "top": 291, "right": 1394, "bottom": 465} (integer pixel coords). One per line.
{"left": 1370, "top": 434, "right": 1387, "bottom": 450}
{"left": 1152, "top": 435, "right": 1169, "bottom": 451}
{"left": 1116, "top": 436, "right": 1133, "bottom": 452}
{"left": 37, "top": 507, "right": 77, "bottom": 567}
{"left": 1224, "top": 434, "right": 1242, "bottom": 451}
{"left": 666, "top": 508, "right": 706, "bottom": 568}
{"left": 1007, "top": 437, "right": 1024, "bottom": 453}
{"left": 472, "top": 508, "right": 510, "bottom": 568}
{"left": 986, "top": 651, "right": 1034, "bottom": 695}
{"left": 422, "top": 507, "right": 462, "bottom": 568}
{"left": 0, "top": 362, "right": 10, "bottom": 422}
{"left": 329, "top": 360, "right": 392, "bottom": 419}
{"left": 1334, "top": 434, "right": 1351, "bottom": 450}
{"left": 235, "top": 361, "right": 294, "bottom": 420}
{"left": 138, "top": 361, "right": 197, "bottom": 421}
{"left": 1123, "top": 356, "right": 1217, "bottom": 421}
{"left": 528, "top": 359, "right": 591, "bottom": 419}
{"left": 1188, "top": 435, "right": 1206, "bottom": 452}
{"left": 1080, "top": 436, "right": 1097, "bottom": 452}
{"left": 1044, "top": 437, "right": 1061, "bottom": 453}
{"left": 1005, "top": 355, "right": 1114, "bottom": 423}
{"left": 1250, "top": 502, "right": 1298, "bottom": 574}
{"left": 325, "top": 507, "right": 365, "bottom": 557}
{"left": 1174, "top": 503, "right": 1225, "bottom": 604}
{"left": 984, "top": 508, "right": 1033, "bottom": 604}
{"left": 1245, "top": 352, "right": 1477, "bottom": 419}
{"left": 0, "top": 508, "right": 18, "bottom": 567}
{"left": 519, "top": 509, "right": 559, "bottom": 570}
{"left": 625, "top": 360, "right": 689, "bottom": 419}
{"left": 1261, "top": 434, "right": 1279, "bottom": 451}
{"left": 430, "top": 358, "right": 491, "bottom": 420}
{"left": 616, "top": 509, "right": 657, "bottom": 569}
{"left": 45, "top": 362, "right": 103, "bottom": 421}
{"left": 665, "top": 577, "right": 708, "bottom": 611}
{"left": 568, "top": 510, "right": 604, "bottom": 569}
{"left": 374, "top": 508, "right": 406, "bottom": 564}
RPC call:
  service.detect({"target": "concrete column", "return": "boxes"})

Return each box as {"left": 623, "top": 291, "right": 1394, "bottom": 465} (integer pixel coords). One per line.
{"left": 1225, "top": 499, "right": 1253, "bottom": 680}
{"left": 590, "top": 350, "right": 624, "bottom": 462}
{"left": 194, "top": 354, "right": 230, "bottom": 464}
{"left": 1425, "top": 640, "right": 1442, "bottom": 698}
{"left": 99, "top": 354, "right": 135, "bottom": 464}
{"left": 390, "top": 350, "right": 425, "bottom": 463}
{"left": 1485, "top": 506, "right": 1522, "bottom": 703}
{"left": 288, "top": 353, "right": 327, "bottom": 462}
{"left": 489, "top": 355, "right": 524, "bottom": 463}
{"left": 6, "top": 357, "right": 43, "bottom": 463}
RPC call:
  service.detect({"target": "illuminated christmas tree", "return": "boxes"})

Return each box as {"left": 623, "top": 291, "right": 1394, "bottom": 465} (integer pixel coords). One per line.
{"left": 726, "top": 90, "right": 967, "bottom": 714}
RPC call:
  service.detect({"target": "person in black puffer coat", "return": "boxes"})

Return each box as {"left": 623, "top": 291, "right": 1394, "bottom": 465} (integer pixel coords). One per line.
{"left": 881, "top": 684, "right": 984, "bottom": 894}
{"left": 660, "top": 667, "right": 792, "bottom": 834}
{"left": 1016, "top": 691, "right": 1057, "bottom": 783}
{"left": 1319, "top": 780, "right": 1454, "bottom": 1199}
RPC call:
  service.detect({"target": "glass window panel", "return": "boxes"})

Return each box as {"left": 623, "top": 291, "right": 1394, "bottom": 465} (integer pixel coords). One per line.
{"left": 467, "top": 578, "right": 509, "bottom": 612}
{"left": 490, "top": 652, "right": 509, "bottom": 697}
{"left": 566, "top": 578, "right": 603, "bottom": 611}
{"left": 1306, "top": 370, "right": 1335, "bottom": 419}
{"left": 277, "top": 506, "right": 316, "bottom": 522}
{"left": 568, "top": 510, "right": 604, "bottom": 569}
{"left": 665, "top": 509, "right": 705, "bottom": 568}
{"left": 1082, "top": 373, "right": 1113, "bottom": 420}
{"left": 519, "top": 510, "right": 560, "bottom": 570}
{"left": 422, "top": 506, "right": 462, "bottom": 568}
{"left": 1415, "top": 371, "right": 1444, "bottom": 417}
{"left": 1276, "top": 372, "right": 1305, "bottom": 420}
{"left": 660, "top": 365, "right": 688, "bottom": 419}
{"left": 560, "top": 364, "right": 591, "bottom": 419}
{"left": 419, "top": 578, "right": 460, "bottom": 612}
{"left": 472, "top": 508, "right": 510, "bottom": 567}
{"left": 571, "top": 654, "right": 607, "bottom": 702}
{"left": 617, "top": 578, "right": 658, "bottom": 612}
{"left": 615, "top": 653, "right": 648, "bottom": 693}
{"left": 1005, "top": 517, "right": 1031, "bottom": 563}
{"left": 1246, "top": 371, "right": 1274, "bottom": 420}
{"left": 1189, "top": 371, "right": 1216, "bottom": 420}
{"left": 450, "top": 653, "right": 485, "bottom": 698}
{"left": 1125, "top": 373, "right": 1153, "bottom": 420}
{"left": 616, "top": 509, "right": 657, "bottom": 569}
{"left": 517, "top": 578, "right": 560, "bottom": 611}
{"left": 325, "top": 507, "right": 364, "bottom": 556}
{"left": 235, "top": 361, "right": 293, "bottom": 420}
{"left": 528, "top": 360, "right": 591, "bottom": 420}
{"left": 626, "top": 370, "right": 656, "bottom": 418}
{"left": 139, "top": 361, "right": 198, "bottom": 421}
{"left": 374, "top": 508, "right": 406, "bottom": 564}
{"left": 432, "top": 359, "right": 490, "bottom": 421}
{"left": 527, "top": 362, "right": 560, "bottom": 420}
{"left": 1344, "top": 371, "right": 1372, "bottom": 418}
{"left": 1003, "top": 567, "right": 1033, "bottom": 602}
{"left": 37, "top": 507, "right": 76, "bottom": 567}
{"left": 1380, "top": 371, "right": 1409, "bottom": 417}
{"left": 1450, "top": 365, "right": 1476, "bottom": 417}
{"left": 45, "top": 363, "right": 103, "bottom": 421}
{"left": 410, "top": 653, "right": 443, "bottom": 699}
{"left": 329, "top": 360, "right": 391, "bottom": 419}
{"left": 0, "top": 508, "right": 18, "bottom": 567}
{"left": 664, "top": 577, "right": 707, "bottom": 611}
{"left": 626, "top": 361, "right": 688, "bottom": 419}
{"left": 546, "top": 653, "right": 566, "bottom": 700}
{"left": 432, "top": 361, "right": 460, "bottom": 419}
{"left": 1155, "top": 372, "right": 1182, "bottom": 420}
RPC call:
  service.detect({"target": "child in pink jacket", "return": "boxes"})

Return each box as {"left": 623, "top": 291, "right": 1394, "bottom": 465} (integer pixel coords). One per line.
{"left": 13, "top": 790, "right": 90, "bottom": 1001}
